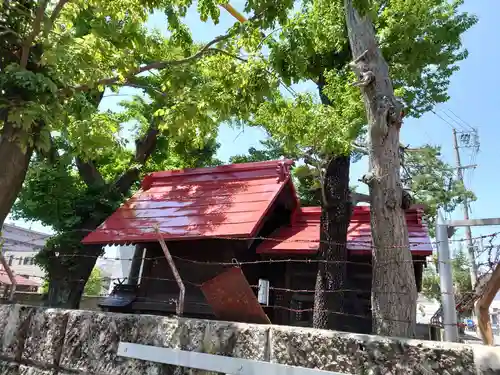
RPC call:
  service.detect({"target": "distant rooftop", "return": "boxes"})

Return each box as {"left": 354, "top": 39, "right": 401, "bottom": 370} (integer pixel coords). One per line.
{"left": 2, "top": 223, "right": 51, "bottom": 238}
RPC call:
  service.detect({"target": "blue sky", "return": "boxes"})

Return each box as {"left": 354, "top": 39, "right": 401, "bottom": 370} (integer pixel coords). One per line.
{"left": 9, "top": 1, "right": 500, "bottom": 249}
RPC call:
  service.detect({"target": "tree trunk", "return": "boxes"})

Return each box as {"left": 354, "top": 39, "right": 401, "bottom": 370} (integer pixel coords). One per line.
{"left": 0, "top": 120, "right": 38, "bottom": 227}
{"left": 344, "top": 0, "right": 417, "bottom": 337}
{"left": 312, "top": 73, "right": 352, "bottom": 330}
{"left": 313, "top": 155, "right": 351, "bottom": 330}
{"left": 47, "top": 243, "right": 102, "bottom": 308}
{"left": 476, "top": 264, "right": 500, "bottom": 345}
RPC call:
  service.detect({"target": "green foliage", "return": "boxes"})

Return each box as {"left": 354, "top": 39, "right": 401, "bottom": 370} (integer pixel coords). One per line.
{"left": 40, "top": 267, "right": 103, "bottom": 296}
{"left": 83, "top": 267, "right": 103, "bottom": 296}
{"left": 1, "top": 0, "right": 282, "bottom": 157}
{"left": 292, "top": 164, "right": 322, "bottom": 206}
{"left": 402, "top": 145, "right": 476, "bottom": 236}
{"left": 252, "top": 84, "right": 364, "bottom": 157}
{"left": 10, "top": 1, "right": 282, "bottom": 297}
{"left": 229, "top": 138, "right": 287, "bottom": 164}
{"left": 196, "top": 0, "right": 476, "bottom": 158}
{"left": 230, "top": 140, "right": 322, "bottom": 206}
{"left": 262, "top": 0, "right": 477, "bottom": 116}
{"left": 4, "top": 0, "right": 477, "bottom": 309}
{"left": 12, "top": 159, "right": 123, "bottom": 232}
{"left": 422, "top": 245, "right": 473, "bottom": 308}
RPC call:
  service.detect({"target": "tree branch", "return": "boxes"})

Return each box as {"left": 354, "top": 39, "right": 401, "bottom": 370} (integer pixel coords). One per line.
{"left": 72, "top": 34, "right": 232, "bottom": 93}
{"left": 352, "top": 142, "right": 368, "bottom": 154}
{"left": 113, "top": 120, "right": 160, "bottom": 195}
{"left": 39, "top": 133, "right": 60, "bottom": 163}
{"left": 0, "top": 27, "right": 22, "bottom": 40}
{"left": 20, "top": 0, "right": 48, "bottom": 68}
{"left": 50, "top": 0, "right": 71, "bottom": 23}
{"left": 76, "top": 158, "right": 105, "bottom": 187}
{"left": 124, "top": 83, "right": 167, "bottom": 97}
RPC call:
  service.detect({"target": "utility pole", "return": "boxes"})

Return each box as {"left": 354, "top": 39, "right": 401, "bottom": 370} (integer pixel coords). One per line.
{"left": 452, "top": 128, "right": 479, "bottom": 287}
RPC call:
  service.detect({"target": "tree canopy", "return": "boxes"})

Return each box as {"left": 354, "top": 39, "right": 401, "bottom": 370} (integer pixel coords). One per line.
{"left": 401, "top": 145, "right": 476, "bottom": 236}
{"left": 6, "top": 0, "right": 285, "bottom": 307}
{"left": 422, "top": 246, "right": 473, "bottom": 318}
{"left": 0, "top": 0, "right": 284, "bottom": 233}
{"left": 228, "top": 0, "right": 477, "bottom": 158}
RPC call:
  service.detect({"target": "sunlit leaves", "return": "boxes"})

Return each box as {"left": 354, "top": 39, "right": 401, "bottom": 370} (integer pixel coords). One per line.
{"left": 374, "top": 0, "right": 478, "bottom": 116}
{"left": 12, "top": 159, "right": 87, "bottom": 231}
{"left": 422, "top": 246, "right": 472, "bottom": 313}
{"left": 252, "top": 78, "right": 364, "bottom": 157}
{"left": 402, "top": 145, "right": 476, "bottom": 235}
{"left": 64, "top": 112, "right": 124, "bottom": 160}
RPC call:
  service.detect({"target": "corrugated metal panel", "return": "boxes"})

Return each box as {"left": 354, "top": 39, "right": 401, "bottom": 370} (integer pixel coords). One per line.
{"left": 82, "top": 160, "right": 294, "bottom": 245}
{"left": 257, "top": 206, "right": 433, "bottom": 256}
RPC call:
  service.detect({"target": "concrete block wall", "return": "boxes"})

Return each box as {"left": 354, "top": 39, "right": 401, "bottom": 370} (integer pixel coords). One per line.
{"left": 0, "top": 304, "right": 499, "bottom": 374}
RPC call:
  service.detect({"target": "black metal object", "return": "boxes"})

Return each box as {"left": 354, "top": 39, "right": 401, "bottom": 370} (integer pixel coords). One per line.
{"left": 99, "top": 282, "right": 138, "bottom": 312}
{"left": 128, "top": 244, "right": 144, "bottom": 285}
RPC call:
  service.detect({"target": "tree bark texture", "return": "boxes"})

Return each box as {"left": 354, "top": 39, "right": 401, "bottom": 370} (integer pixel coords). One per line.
{"left": 0, "top": 120, "right": 38, "bottom": 228}
{"left": 475, "top": 264, "right": 500, "bottom": 345}
{"left": 344, "top": 0, "right": 417, "bottom": 337}
{"left": 47, "top": 243, "right": 102, "bottom": 308}
{"left": 313, "top": 155, "right": 351, "bottom": 330}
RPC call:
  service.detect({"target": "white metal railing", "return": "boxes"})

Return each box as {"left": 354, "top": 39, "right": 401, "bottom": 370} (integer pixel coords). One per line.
{"left": 118, "top": 342, "right": 351, "bottom": 375}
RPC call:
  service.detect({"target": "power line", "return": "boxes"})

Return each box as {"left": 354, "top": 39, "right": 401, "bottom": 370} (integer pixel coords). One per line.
{"left": 439, "top": 109, "right": 471, "bottom": 132}
{"left": 444, "top": 108, "right": 476, "bottom": 132}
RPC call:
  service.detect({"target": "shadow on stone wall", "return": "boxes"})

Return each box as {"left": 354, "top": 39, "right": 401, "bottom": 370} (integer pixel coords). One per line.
{"left": 0, "top": 304, "right": 498, "bottom": 374}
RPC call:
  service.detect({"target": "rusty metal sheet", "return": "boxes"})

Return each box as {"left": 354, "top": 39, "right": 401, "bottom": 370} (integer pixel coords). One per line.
{"left": 200, "top": 267, "right": 271, "bottom": 325}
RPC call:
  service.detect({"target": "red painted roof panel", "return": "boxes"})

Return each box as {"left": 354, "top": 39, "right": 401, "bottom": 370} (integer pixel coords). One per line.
{"left": 0, "top": 269, "right": 40, "bottom": 287}
{"left": 257, "top": 206, "right": 433, "bottom": 256}
{"left": 82, "top": 160, "right": 295, "bottom": 245}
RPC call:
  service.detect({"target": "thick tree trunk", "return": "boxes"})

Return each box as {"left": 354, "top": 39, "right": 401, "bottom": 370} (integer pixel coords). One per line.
{"left": 344, "top": 1, "right": 417, "bottom": 337}
{"left": 47, "top": 256, "right": 100, "bottom": 308}
{"left": 0, "top": 121, "right": 37, "bottom": 227}
{"left": 313, "top": 155, "right": 351, "bottom": 330}
{"left": 47, "top": 241, "right": 102, "bottom": 308}
{"left": 312, "top": 74, "right": 351, "bottom": 330}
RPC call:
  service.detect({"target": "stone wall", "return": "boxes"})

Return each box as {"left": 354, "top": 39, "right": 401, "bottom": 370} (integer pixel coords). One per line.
{"left": 0, "top": 292, "right": 104, "bottom": 311}
{"left": 0, "top": 304, "right": 499, "bottom": 375}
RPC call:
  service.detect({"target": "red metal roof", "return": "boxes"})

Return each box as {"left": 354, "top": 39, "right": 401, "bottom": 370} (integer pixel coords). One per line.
{"left": 256, "top": 206, "right": 433, "bottom": 256}
{"left": 82, "top": 160, "right": 295, "bottom": 245}
{"left": 0, "top": 268, "right": 40, "bottom": 287}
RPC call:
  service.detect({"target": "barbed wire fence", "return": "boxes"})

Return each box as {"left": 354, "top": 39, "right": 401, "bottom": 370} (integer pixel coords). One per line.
{"left": 0, "top": 230, "right": 498, "bottom": 329}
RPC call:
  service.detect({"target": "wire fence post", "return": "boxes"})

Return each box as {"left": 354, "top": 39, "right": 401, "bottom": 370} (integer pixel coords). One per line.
{"left": 436, "top": 219, "right": 459, "bottom": 342}
{"left": 155, "top": 228, "right": 185, "bottom": 316}
{"left": 0, "top": 236, "right": 17, "bottom": 301}
{"left": 0, "top": 252, "right": 16, "bottom": 301}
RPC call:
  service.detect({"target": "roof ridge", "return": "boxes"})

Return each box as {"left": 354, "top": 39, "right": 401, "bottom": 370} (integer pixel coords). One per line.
{"left": 2, "top": 223, "right": 51, "bottom": 237}
{"left": 142, "top": 159, "right": 294, "bottom": 190}
{"left": 147, "top": 159, "right": 292, "bottom": 178}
